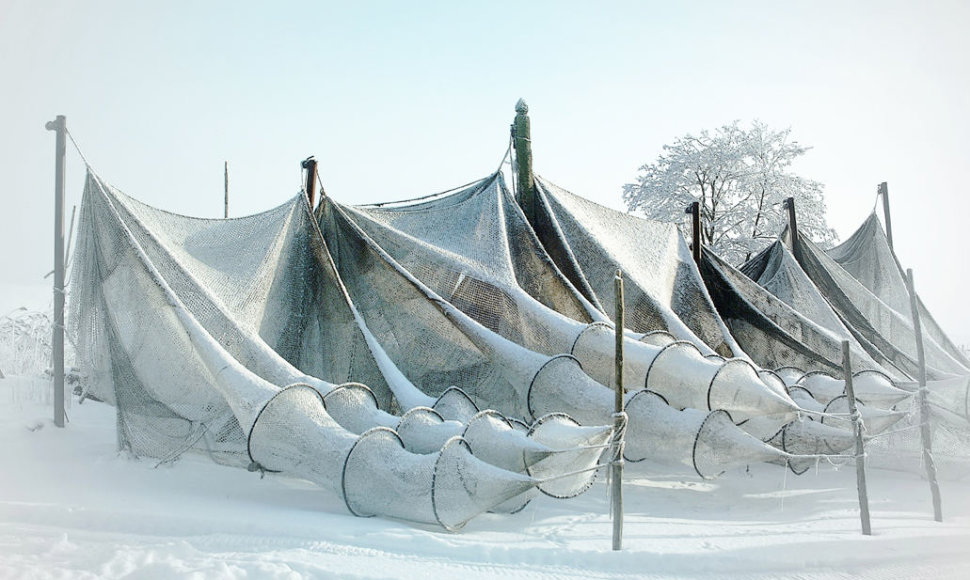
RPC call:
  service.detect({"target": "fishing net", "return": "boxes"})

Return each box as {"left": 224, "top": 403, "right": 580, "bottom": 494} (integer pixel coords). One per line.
{"left": 701, "top": 246, "right": 891, "bottom": 377}
{"left": 533, "top": 176, "right": 741, "bottom": 358}
{"left": 787, "top": 231, "right": 968, "bottom": 379}
{"left": 827, "top": 213, "right": 970, "bottom": 370}
{"left": 67, "top": 170, "right": 617, "bottom": 530}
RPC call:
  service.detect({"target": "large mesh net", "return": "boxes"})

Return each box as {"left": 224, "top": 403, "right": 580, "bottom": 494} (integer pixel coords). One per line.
{"left": 702, "top": 245, "right": 893, "bottom": 378}
{"left": 67, "top": 157, "right": 970, "bottom": 531}
{"left": 533, "top": 176, "right": 741, "bottom": 358}
{"left": 68, "top": 170, "right": 622, "bottom": 530}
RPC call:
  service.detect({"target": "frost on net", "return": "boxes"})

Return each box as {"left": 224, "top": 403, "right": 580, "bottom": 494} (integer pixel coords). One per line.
{"left": 825, "top": 213, "right": 970, "bottom": 372}
{"left": 774, "top": 224, "right": 970, "bottom": 380}
{"left": 533, "top": 176, "right": 742, "bottom": 359}
{"left": 331, "top": 175, "right": 903, "bottom": 475}
{"left": 67, "top": 170, "right": 618, "bottom": 530}
{"left": 699, "top": 245, "right": 890, "bottom": 378}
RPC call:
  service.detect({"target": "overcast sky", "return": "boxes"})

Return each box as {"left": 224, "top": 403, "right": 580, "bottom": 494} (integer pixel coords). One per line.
{"left": 2, "top": 0, "right": 968, "bottom": 343}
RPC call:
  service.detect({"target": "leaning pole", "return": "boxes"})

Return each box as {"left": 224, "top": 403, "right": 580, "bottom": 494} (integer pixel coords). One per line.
{"left": 45, "top": 115, "right": 67, "bottom": 428}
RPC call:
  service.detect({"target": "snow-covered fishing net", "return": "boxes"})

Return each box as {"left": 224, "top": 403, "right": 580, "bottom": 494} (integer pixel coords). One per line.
{"left": 533, "top": 176, "right": 741, "bottom": 358}
{"left": 343, "top": 176, "right": 797, "bottom": 424}
{"left": 785, "top": 230, "right": 968, "bottom": 379}
{"left": 825, "top": 213, "right": 970, "bottom": 373}
{"left": 327, "top": 176, "right": 890, "bottom": 477}
{"left": 67, "top": 170, "right": 621, "bottom": 530}
{"left": 701, "top": 246, "right": 891, "bottom": 377}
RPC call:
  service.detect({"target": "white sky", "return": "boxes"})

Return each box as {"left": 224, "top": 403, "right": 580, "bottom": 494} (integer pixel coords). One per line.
{"left": 2, "top": 0, "right": 968, "bottom": 343}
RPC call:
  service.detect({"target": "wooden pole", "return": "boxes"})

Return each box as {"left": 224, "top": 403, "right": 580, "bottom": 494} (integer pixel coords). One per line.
{"left": 784, "top": 197, "right": 801, "bottom": 262}
{"left": 512, "top": 99, "right": 535, "bottom": 226}
{"left": 905, "top": 269, "right": 943, "bottom": 522}
{"left": 686, "top": 201, "right": 701, "bottom": 265}
{"left": 45, "top": 114, "right": 66, "bottom": 428}
{"left": 878, "top": 182, "right": 894, "bottom": 251}
{"left": 224, "top": 161, "right": 229, "bottom": 218}
{"left": 612, "top": 270, "right": 625, "bottom": 551}
{"left": 842, "top": 340, "right": 872, "bottom": 535}
{"left": 302, "top": 156, "right": 318, "bottom": 209}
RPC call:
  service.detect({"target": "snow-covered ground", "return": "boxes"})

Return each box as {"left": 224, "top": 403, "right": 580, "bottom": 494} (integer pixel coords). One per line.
{"left": 2, "top": 373, "right": 969, "bottom": 580}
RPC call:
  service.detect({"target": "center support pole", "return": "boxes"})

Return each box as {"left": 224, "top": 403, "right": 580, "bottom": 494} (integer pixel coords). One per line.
{"left": 224, "top": 161, "right": 229, "bottom": 218}
{"left": 612, "top": 270, "right": 625, "bottom": 551}
{"left": 878, "top": 182, "right": 894, "bottom": 252}
{"left": 45, "top": 114, "right": 67, "bottom": 429}
{"left": 686, "top": 201, "right": 701, "bottom": 265}
{"left": 784, "top": 197, "right": 800, "bottom": 261}
{"left": 905, "top": 269, "right": 943, "bottom": 522}
{"left": 302, "top": 156, "right": 318, "bottom": 209}
{"left": 842, "top": 341, "right": 871, "bottom": 535}
{"left": 512, "top": 99, "right": 535, "bottom": 226}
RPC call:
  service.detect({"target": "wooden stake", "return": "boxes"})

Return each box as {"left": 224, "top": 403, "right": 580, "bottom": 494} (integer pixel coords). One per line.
{"left": 513, "top": 99, "right": 535, "bottom": 226}
{"left": 878, "top": 182, "right": 894, "bottom": 251}
{"left": 686, "top": 201, "right": 701, "bottom": 265}
{"left": 612, "top": 270, "right": 624, "bottom": 551}
{"left": 784, "top": 197, "right": 800, "bottom": 260}
{"left": 45, "top": 114, "right": 66, "bottom": 428}
{"left": 842, "top": 340, "right": 872, "bottom": 535}
{"left": 224, "top": 161, "right": 229, "bottom": 218}
{"left": 302, "top": 156, "right": 318, "bottom": 209}
{"left": 905, "top": 269, "right": 943, "bottom": 522}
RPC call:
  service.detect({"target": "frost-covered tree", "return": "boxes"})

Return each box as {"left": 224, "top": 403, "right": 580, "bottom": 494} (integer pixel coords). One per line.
{"left": 622, "top": 121, "right": 837, "bottom": 265}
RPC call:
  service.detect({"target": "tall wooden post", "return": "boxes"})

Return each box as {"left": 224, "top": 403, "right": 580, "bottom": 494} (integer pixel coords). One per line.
{"left": 686, "top": 201, "right": 701, "bottom": 264}
{"left": 784, "top": 197, "right": 800, "bottom": 260}
{"left": 224, "top": 161, "right": 229, "bottom": 218}
{"left": 906, "top": 269, "right": 943, "bottom": 522}
{"left": 612, "top": 270, "right": 625, "bottom": 551}
{"left": 45, "top": 115, "right": 67, "bottom": 428}
{"left": 302, "top": 156, "right": 318, "bottom": 209}
{"left": 878, "top": 182, "right": 894, "bottom": 251}
{"left": 513, "top": 99, "right": 535, "bottom": 225}
{"left": 842, "top": 341, "right": 871, "bottom": 535}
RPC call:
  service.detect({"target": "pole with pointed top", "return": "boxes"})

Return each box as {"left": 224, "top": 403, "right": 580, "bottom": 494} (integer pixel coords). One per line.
{"left": 512, "top": 99, "right": 535, "bottom": 226}
{"left": 45, "top": 115, "right": 66, "bottom": 428}
{"left": 878, "top": 182, "right": 894, "bottom": 251}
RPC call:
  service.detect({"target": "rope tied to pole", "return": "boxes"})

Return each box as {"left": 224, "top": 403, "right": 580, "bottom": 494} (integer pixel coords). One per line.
{"left": 65, "top": 128, "right": 93, "bottom": 170}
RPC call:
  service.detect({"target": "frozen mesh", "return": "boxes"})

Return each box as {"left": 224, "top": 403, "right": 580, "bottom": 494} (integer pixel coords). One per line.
{"left": 700, "top": 246, "right": 893, "bottom": 377}
{"left": 526, "top": 412, "right": 612, "bottom": 498}
{"left": 827, "top": 213, "right": 970, "bottom": 370}
{"left": 346, "top": 175, "right": 600, "bottom": 357}
{"left": 68, "top": 169, "right": 608, "bottom": 530}
{"left": 786, "top": 230, "right": 969, "bottom": 379}
{"left": 866, "top": 398, "right": 970, "bottom": 480}
{"left": 534, "top": 176, "right": 741, "bottom": 357}
{"left": 622, "top": 390, "right": 788, "bottom": 478}
{"left": 820, "top": 396, "right": 907, "bottom": 435}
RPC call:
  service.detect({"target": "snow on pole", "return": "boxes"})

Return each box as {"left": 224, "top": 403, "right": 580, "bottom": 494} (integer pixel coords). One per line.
{"left": 906, "top": 269, "right": 943, "bottom": 522}
{"left": 513, "top": 99, "right": 535, "bottom": 226}
{"left": 302, "top": 156, "right": 318, "bottom": 210}
{"left": 686, "top": 201, "right": 701, "bottom": 265}
{"left": 842, "top": 340, "right": 871, "bottom": 535}
{"left": 224, "top": 161, "right": 229, "bottom": 218}
{"left": 878, "top": 182, "right": 894, "bottom": 251}
{"left": 45, "top": 114, "right": 66, "bottom": 429}
{"left": 784, "top": 197, "right": 800, "bottom": 261}
{"left": 612, "top": 270, "right": 624, "bottom": 551}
